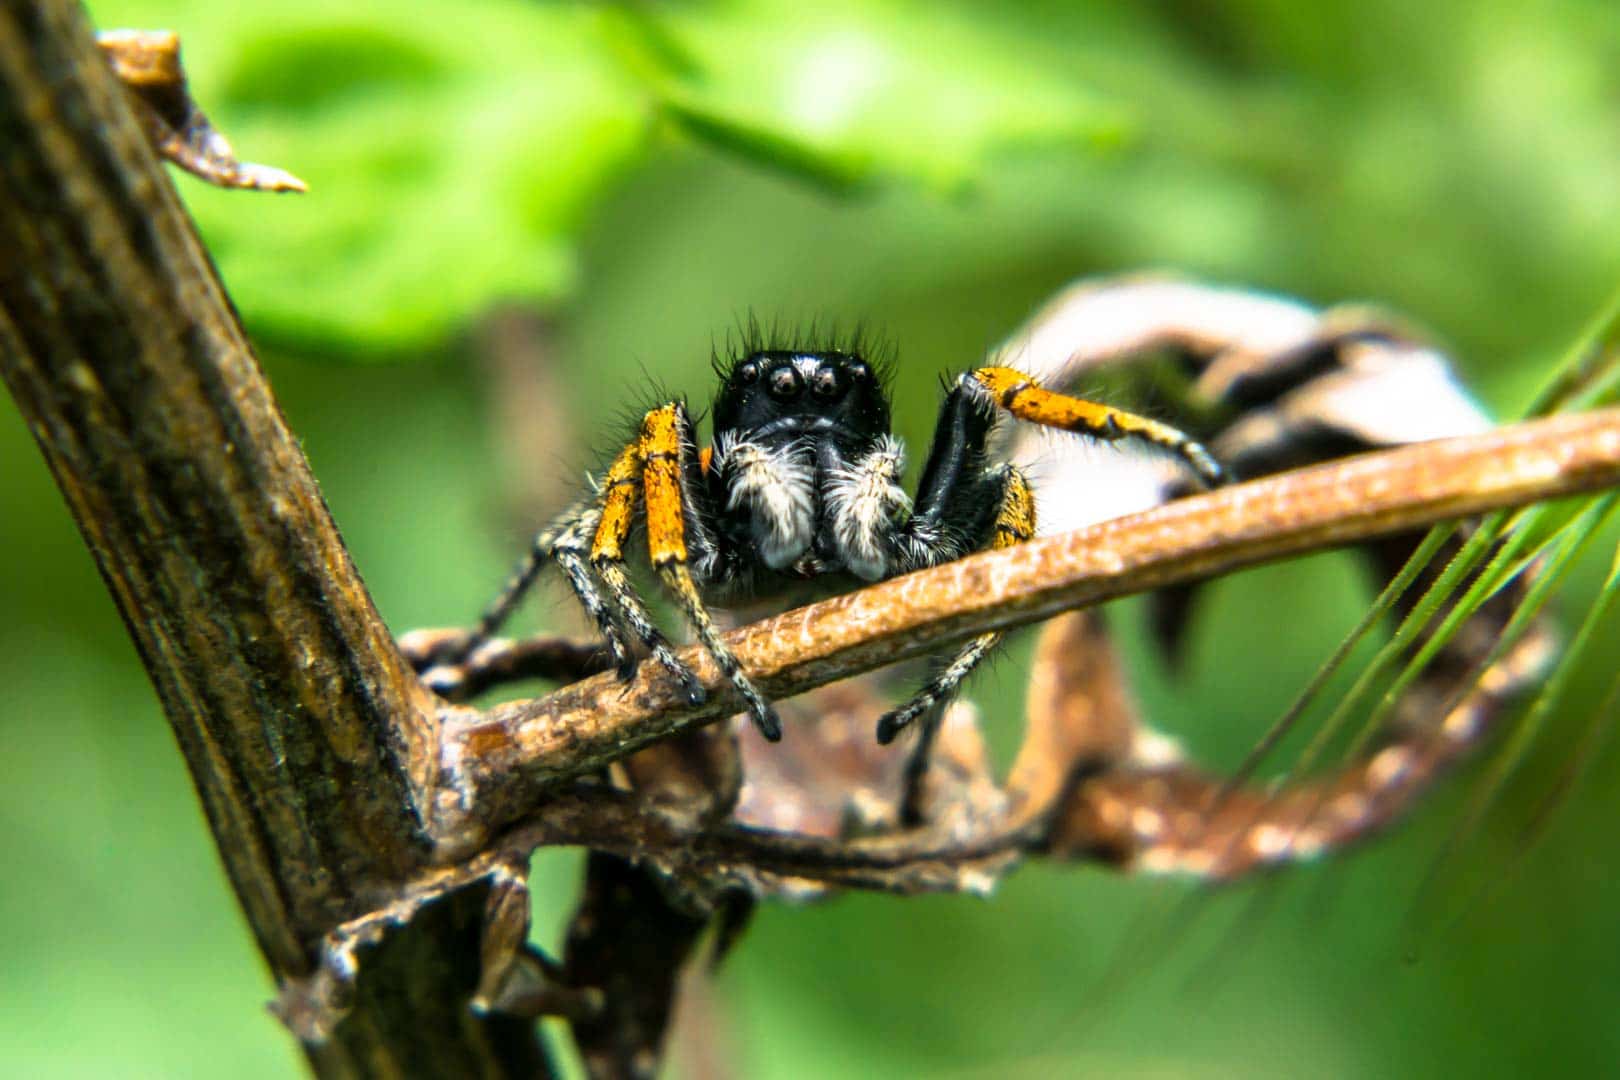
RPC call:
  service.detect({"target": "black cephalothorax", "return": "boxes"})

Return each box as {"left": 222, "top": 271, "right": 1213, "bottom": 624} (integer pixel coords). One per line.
{"left": 432, "top": 335, "right": 1226, "bottom": 745}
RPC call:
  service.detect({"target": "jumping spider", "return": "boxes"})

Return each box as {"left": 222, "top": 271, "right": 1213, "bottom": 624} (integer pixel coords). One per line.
{"left": 429, "top": 329, "right": 1226, "bottom": 744}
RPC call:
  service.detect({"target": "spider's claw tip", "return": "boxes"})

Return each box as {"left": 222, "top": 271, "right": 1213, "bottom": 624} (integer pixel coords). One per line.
{"left": 614, "top": 656, "right": 639, "bottom": 682}
{"left": 654, "top": 655, "right": 706, "bottom": 704}
{"left": 1187, "top": 446, "right": 1229, "bottom": 488}
{"left": 752, "top": 706, "right": 783, "bottom": 742}
{"left": 874, "top": 711, "right": 908, "bottom": 745}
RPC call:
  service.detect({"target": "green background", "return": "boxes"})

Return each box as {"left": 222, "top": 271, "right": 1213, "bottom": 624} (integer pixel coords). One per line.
{"left": 5, "top": 0, "right": 1620, "bottom": 1074}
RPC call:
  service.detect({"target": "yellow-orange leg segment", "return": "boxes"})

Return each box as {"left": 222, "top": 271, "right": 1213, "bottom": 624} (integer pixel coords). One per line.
{"left": 641, "top": 405, "right": 783, "bottom": 740}
{"left": 587, "top": 410, "right": 707, "bottom": 705}
{"left": 969, "top": 366, "right": 1228, "bottom": 487}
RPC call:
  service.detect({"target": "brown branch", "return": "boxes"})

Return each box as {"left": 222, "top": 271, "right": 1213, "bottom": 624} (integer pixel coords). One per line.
{"left": 442, "top": 405, "right": 1620, "bottom": 835}
{"left": 0, "top": 3, "right": 546, "bottom": 1074}
{"left": 454, "top": 600, "right": 1553, "bottom": 900}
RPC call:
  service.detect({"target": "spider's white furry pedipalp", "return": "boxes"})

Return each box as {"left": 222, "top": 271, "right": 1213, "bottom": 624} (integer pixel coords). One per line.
{"left": 825, "top": 434, "right": 911, "bottom": 580}
{"left": 714, "top": 432, "right": 817, "bottom": 570}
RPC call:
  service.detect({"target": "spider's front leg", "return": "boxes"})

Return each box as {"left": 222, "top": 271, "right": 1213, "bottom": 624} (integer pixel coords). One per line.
{"left": 573, "top": 406, "right": 711, "bottom": 709}
{"left": 601, "top": 403, "right": 784, "bottom": 741}
{"left": 888, "top": 468, "right": 1037, "bottom": 825}
{"left": 969, "top": 366, "right": 1228, "bottom": 487}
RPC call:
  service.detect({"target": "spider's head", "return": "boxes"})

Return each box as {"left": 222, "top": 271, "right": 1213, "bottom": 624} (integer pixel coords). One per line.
{"left": 712, "top": 349, "right": 891, "bottom": 448}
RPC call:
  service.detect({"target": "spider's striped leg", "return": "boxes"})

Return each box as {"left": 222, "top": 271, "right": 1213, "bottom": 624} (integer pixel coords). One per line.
{"left": 968, "top": 366, "right": 1228, "bottom": 488}
{"left": 586, "top": 415, "right": 707, "bottom": 706}
{"left": 641, "top": 404, "right": 784, "bottom": 741}
{"left": 419, "top": 501, "right": 621, "bottom": 698}
{"left": 550, "top": 509, "right": 636, "bottom": 680}
{"left": 887, "top": 468, "right": 1035, "bottom": 822}
{"left": 880, "top": 379, "right": 1025, "bottom": 747}
{"left": 878, "top": 467, "right": 1036, "bottom": 748}
{"left": 445, "top": 500, "right": 589, "bottom": 663}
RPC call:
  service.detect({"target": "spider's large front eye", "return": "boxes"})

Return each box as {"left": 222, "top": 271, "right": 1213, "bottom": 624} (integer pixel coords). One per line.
{"left": 767, "top": 366, "right": 802, "bottom": 399}
{"left": 810, "top": 367, "right": 842, "bottom": 399}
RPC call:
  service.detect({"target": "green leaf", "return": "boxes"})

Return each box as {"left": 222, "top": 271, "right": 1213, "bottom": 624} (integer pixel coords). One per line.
{"left": 611, "top": 1, "right": 1132, "bottom": 196}
{"left": 93, "top": 0, "right": 651, "bottom": 354}
{"left": 91, "top": 0, "right": 1130, "bottom": 354}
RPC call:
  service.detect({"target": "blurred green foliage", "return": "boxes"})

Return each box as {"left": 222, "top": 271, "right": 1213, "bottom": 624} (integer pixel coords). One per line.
{"left": 85, "top": 0, "right": 1128, "bottom": 351}
{"left": 6, "top": 0, "right": 1620, "bottom": 1075}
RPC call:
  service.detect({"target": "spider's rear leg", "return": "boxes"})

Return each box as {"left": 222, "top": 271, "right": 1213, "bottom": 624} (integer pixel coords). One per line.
{"left": 639, "top": 405, "right": 784, "bottom": 741}
{"left": 417, "top": 500, "right": 631, "bottom": 697}
{"left": 969, "top": 366, "right": 1228, "bottom": 488}
{"left": 877, "top": 467, "right": 1036, "bottom": 746}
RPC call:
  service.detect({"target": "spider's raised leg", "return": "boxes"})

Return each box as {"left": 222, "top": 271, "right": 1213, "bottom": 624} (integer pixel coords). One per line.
{"left": 880, "top": 367, "right": 1223, "bottom": 745}
{"left": 633, "top": 403, "right": 784, "bottom": 741}
{"left": 880, "top": 367, "right": 1224, "bottom": 815}
{"left": 876, "top": 376, "right": 1027, "bottom": 747}
{"left": 969, "top": 365, "right": 1228, "bottom": 488}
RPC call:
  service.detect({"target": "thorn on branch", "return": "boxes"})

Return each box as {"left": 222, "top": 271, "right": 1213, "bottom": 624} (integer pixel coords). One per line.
{"left": 97, "top": 29, "right": 308, "bottom": 193}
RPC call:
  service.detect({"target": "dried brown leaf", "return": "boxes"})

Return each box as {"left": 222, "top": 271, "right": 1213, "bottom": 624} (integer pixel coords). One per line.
{"left": 98, "top": 30, "right": 307, "bottom": 192}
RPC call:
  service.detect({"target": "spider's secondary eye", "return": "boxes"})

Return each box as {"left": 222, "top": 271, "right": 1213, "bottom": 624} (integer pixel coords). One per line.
{"left": 810, "top": 367, "right": 841, "bottom": 398}
{"left": 768, "top": 366, "right": 802, "bottom": 399}
{"left": 848, "top": 361, "right": 870, "bottom": 382}
{"left": 737, "top": 360, "right": 759, "bottom": 383}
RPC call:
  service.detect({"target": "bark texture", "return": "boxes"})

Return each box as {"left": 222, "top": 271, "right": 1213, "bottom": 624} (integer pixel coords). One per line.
{"left": 0, "top": 2, "right": 548, "bottom": 1074}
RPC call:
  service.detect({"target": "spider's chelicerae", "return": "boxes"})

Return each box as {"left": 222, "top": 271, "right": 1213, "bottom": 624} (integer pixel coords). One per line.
{"left": 435, "top": 330, "right": 1226, "bottom": 743}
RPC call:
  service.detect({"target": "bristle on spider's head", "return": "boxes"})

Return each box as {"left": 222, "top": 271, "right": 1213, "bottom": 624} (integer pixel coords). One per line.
{"left": 710, "top": 314, "right": 897, "bottom": 445}
{"left": 711, "top": 313, "right": 897, "bottom": 391}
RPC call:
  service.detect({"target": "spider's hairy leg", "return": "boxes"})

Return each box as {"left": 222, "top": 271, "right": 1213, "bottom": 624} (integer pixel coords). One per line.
{"left": 463, "top": 501, "right": 589, "bottom": 654}
{"left": 642, "top": 404, "right": 784, "bottom": 741}
{"left": 551, "top": 510, "right": 636, "bottom": 680}
{"left": 587, "top": 415, "right": 707, "bottom": 706}
{"left": 877, "top": 467, "right": 1036, "bottom": 746}
{"left": 877, "top": 375, "right": 1005, "bottom": 754}
{"left": 421, "top": 501, "right": 588, "bottom": 680}
{"left": 969, "top": 365, "right": 1228, "bottom": 487}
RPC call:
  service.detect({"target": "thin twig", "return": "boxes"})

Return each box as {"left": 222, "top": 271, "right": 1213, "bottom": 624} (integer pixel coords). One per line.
{"left": 435, "top": 406, "right": 1620, "bottom": 841}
